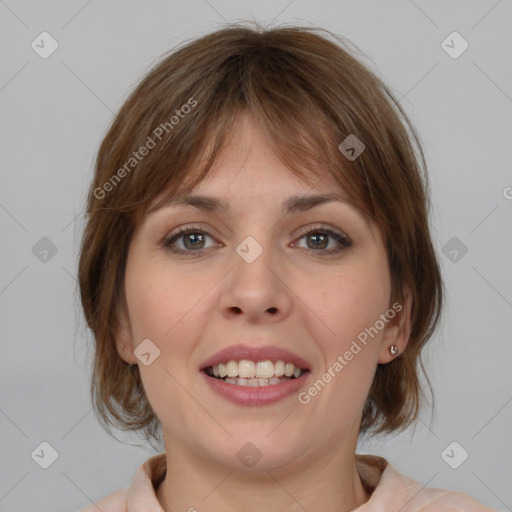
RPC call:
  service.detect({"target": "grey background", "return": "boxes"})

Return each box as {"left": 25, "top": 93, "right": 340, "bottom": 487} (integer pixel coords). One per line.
{"left": 1, "top": 1, "right": 511, "bottom": 511}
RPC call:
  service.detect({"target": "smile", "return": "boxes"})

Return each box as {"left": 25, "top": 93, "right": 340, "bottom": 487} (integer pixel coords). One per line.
{"left": 204, "top": 359, "right": 305, "bottom": 387}
{"left": 200, "top": 344, "right": 311, "bottom": 405}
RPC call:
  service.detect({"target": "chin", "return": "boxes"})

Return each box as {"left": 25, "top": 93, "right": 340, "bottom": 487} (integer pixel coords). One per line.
{"left": 199, "top": 428, "right": 308, "bottom": 472}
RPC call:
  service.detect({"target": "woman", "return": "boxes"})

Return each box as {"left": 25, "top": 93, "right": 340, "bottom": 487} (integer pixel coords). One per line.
{"left": 78, "top": 24, "right": 495, "bottom": 511}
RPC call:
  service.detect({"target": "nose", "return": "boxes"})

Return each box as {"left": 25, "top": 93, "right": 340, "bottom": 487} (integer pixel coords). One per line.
{"left": 219, "top": 236, "right": 293, "bottom": 324}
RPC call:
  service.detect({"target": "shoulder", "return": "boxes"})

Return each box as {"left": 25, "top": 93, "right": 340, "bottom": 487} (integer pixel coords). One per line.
{"left": 407, "top": 488, "right": 499, "bottom": 511}
{"left": 78, "top": 487, "right": 128, "bottom": 512}
{"left": 355, "top": 454, "right": 497, "bottom": 511}
{"left": 77, "top": 453, "right": 166, "bottom": 511}
{"left": 380, "top": 465, "right": 497, "bottom": 511}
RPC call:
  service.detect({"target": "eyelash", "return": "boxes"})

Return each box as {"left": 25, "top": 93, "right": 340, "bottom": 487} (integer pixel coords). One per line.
{"left": 162, "top": 224, "right": 352, "bottom": 258}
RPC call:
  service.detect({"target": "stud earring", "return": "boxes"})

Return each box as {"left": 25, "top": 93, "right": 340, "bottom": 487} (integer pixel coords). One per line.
{"left": 389, "top": 345, "right": 399, "bottom": 356}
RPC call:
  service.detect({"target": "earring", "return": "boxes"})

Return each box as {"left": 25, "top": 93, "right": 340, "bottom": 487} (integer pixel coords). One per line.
{"left": 389, "top": 345, "right": 399, "bottom": 356}
{"left": 121, "top": 344, "right": 124, "bottom": 349}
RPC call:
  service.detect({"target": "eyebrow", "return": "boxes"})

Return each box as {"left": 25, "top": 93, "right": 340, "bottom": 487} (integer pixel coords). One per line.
{"left": 149, "top": 192, "right": 375, "bottom": 236}
{"left": 150, "top": 192, "right": 365, "bottom": 217}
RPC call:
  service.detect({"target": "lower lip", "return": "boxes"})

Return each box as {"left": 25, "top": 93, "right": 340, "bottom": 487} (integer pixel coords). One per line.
{"left": 201, "top": 371, "right": 310, "bottom": 406}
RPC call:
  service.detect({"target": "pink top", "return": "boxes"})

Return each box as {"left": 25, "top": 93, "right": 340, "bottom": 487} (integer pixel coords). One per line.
{"left": 79, "top": 452, "right": 496, "bottom": 511}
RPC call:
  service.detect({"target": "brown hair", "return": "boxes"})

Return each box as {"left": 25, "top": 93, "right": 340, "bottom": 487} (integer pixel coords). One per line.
{"left": 78, "top": 23, "right": 443, "bottom": 444}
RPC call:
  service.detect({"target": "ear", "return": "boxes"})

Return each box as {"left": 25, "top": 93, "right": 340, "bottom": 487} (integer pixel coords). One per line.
{"left": 114, "top": 308, "right": 138, "bottom": 365}
{"left": 377, "top": 288, "right": 413, "bottom": 364}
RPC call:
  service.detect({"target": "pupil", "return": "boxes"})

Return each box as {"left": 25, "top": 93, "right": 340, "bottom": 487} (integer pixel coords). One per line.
{"left": 308, "top": 233, "right": 327, "bottom": 249}
{"left": 185, "top": 233, "right": 204, "bottom": 249}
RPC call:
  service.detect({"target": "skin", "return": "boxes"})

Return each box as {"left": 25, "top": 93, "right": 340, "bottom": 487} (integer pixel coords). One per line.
{"left": 117, "top": 112, "right": 412, "bottom": 512}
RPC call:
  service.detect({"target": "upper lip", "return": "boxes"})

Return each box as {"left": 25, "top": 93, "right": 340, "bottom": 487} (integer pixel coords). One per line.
{"left": 200, "top": 344, "right": 311, "bottom": 371}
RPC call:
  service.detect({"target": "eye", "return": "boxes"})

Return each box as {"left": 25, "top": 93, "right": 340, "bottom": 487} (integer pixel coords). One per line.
{"left": 163, "top": 225, "right": 218, "bottom": 255}
{"left": 162, "top": 224, "right": 352, "bottom": 257}
{"left": 291, "top": 225, "right": 352, "bottom": 256}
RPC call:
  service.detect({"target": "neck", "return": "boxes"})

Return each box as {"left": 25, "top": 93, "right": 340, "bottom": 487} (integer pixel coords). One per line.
{"left": 156, "top": 437, "right": 370, "bottom": 512}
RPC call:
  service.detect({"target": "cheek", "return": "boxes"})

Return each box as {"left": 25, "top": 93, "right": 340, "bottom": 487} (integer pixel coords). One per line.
{"left": 124, "top": 266, "right": 172, "bottom": 342}
{"left": 122, "top": 251, "right": 214, "bottom": 429}
{"left": 309, "top": 264, "right": 391, "bottom": 345}
{"left": 305, "top": 261, "right": 391, "bottom": 408}
{"left": 123, "top": 249, "right": 217, "bottom": 354}
{"left": 124, "top": 244, "right": 178, "bottom": 338}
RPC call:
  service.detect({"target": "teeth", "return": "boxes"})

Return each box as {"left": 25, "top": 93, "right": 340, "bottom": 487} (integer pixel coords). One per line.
{"left": 238, "top": 360, "right": 256, "bottom": 378}
{"left": 256, "top": 360, "right": 274, "bottom": 378}
{"left": 226, "top": 361, "right": 238, "bottom": 377}
{"left": 224, "top": 376, "right": 286, "bottom": 387}
{"left": 274, "top": 360, "right": 285, "bottom": 376}
{"left": 207, "top": 359, "right": 305, "bottom": 383}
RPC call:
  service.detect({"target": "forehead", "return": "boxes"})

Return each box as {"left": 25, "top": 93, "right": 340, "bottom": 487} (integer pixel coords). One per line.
{"left": 147, "top": 156, "right": 377, "bottom": 241}
{"left": 143, "top": 111, "right": 381, "bottom": 242}
{"left": 150, "top": 112, "right": 346, "bottom": 208}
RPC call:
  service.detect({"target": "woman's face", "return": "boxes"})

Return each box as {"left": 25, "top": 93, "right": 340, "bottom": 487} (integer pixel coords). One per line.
{"left": 119, "top": 113, "right": 409, "bottom": 471}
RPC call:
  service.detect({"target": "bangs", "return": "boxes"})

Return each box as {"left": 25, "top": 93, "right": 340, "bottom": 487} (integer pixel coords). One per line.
{"left": 111, "top": 31, "right": 378, "bottom": 228}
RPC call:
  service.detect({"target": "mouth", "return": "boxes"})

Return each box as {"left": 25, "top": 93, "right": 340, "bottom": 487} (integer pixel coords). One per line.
{"left": 203, "top": 359, "right": 309, "bottom": 387}
{"left": 200, "top": 345, "right": 311, "bottom": 406}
